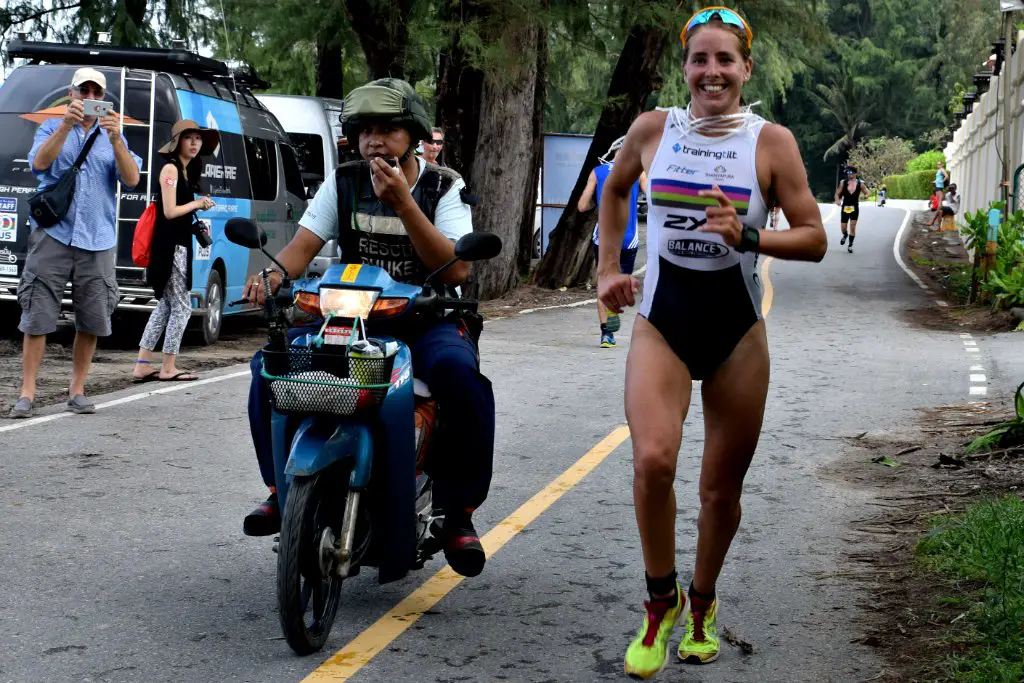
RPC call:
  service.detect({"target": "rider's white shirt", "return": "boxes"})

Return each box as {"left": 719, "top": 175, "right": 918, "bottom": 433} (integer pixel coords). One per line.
{"left": 299, "top": 156, "right": 473, "bottom": 252}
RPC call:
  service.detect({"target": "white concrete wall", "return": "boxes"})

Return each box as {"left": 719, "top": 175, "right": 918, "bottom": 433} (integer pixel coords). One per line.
{"left": 944, "top": 31, "right": 1024, "bottom": 218}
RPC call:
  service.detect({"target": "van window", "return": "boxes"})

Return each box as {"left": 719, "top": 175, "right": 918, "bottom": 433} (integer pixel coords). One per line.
{"left": 287, "top": 133, "right": 326, "bottom": 185}
{"left": 244, "top": 136, "right": 278, "bottom": 201}
{"left": 280, "top": 144, "right": 306, "bottom": 198}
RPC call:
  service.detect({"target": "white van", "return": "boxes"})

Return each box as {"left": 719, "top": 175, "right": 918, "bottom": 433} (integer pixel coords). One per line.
{"left": 255, "top": 94, "right": 353, "bottom": 276}
{"left": 255, "top": 94, "right": 338, "bottom": 195}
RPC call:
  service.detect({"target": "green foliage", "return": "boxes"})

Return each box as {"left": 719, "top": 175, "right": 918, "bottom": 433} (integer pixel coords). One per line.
{"left": 917, "top": 495, "right": 1024, "bottom": 682}
{"left": 980, "top": 210, "right": 1024, "bottom": 310}
{"left": 907, "top": 149, "right": 946, "bottom": 173}
{"left": 964, "top": 381, "right": 1024, "bottom": 455}
{"left": 212, "top": 0, "right": 370, "bottom": 97}
{"left": 846, "top": 136, "right": 914, "bottom": 187}
{"left": 881, "top": 170, "right": 935, "bottom": 199}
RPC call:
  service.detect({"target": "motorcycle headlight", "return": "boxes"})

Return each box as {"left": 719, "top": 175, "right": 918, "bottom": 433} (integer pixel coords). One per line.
{"left": 320, "top": 287, "right": 379, "bottom": 319}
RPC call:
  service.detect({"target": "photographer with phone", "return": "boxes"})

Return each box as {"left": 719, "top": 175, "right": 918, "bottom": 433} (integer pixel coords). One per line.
{"left": 10, "top": 67, "right": 141, "bottom": 419}
{"left": 132, "top": 120, "right": 219, "bottom": 384}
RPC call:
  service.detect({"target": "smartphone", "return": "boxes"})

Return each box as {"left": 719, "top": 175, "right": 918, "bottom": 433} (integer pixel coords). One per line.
{"left": 82, "top": 99, "right": 114, "bottom": 117}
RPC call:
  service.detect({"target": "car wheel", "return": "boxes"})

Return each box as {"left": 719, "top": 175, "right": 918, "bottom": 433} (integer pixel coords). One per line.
{"left": 200, "top": 270, "right": 224, "bottom": 346}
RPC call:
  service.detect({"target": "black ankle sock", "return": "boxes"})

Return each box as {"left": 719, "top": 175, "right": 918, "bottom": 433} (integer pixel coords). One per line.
{"left": 688, "top": 581, "right": 715, "bottom": 602}
{"left": 645, "top": 570, "right": 678, "bottom": 599}
{"left": 600, "top": 323, "right": 608, "bottom": 334}
{"left": 848, "top": 234, "right": 856, "bottom": 246}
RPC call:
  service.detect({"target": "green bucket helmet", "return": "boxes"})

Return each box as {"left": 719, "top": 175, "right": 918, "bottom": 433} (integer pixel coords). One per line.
{"left": 340, "top": 78, "right": 432, "bottom": 146}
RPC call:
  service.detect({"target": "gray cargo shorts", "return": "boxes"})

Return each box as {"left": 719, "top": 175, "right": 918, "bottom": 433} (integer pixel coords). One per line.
{"left": 17, "top": 229, "right": 119, "bottom": 337}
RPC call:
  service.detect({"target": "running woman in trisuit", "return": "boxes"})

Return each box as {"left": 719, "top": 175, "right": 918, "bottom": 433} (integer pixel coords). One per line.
{"left": 597, "top": 8, "right": 826, "bottom": 679}
{"left": 835, "top": 166, "right": 868, "bottom": 253}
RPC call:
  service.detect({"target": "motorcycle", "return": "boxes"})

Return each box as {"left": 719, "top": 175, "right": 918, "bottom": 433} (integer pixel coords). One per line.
{"left": 224, "top": 218, "right": 502, "bottom": 655}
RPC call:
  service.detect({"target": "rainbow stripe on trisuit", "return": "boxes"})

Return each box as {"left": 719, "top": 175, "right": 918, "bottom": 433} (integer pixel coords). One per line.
{"left": 649, "top": 179, "right": 752, "bottom": 216}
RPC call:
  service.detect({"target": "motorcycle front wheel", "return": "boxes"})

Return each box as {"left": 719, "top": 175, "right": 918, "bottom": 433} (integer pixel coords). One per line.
{"left": 277, "top": 471, "right": 346, "bottom": 655}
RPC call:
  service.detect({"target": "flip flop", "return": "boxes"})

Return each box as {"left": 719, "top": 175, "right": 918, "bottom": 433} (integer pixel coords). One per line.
{"left": 159, "top": 371, "right": 199, "bottom": 382}
{"left": 132, "top": 371, "right": 160, "bottom": 384}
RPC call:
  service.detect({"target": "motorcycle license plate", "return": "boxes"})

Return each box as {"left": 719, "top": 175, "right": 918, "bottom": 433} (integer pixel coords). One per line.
{"left": 324, "top": 325, "right": 353, "bottom": 346}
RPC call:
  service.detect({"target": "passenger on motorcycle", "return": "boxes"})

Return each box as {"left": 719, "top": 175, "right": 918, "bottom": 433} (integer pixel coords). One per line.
{"left": 241, "top": 78, "right": 494, "bottom": 578}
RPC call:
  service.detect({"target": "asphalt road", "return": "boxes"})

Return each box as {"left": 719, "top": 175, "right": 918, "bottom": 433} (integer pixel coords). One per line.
{"left": 0, "top": 205, "right": 1016, "bottom": 683}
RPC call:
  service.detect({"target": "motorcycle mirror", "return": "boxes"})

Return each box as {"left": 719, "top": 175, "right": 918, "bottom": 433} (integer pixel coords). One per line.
{"left": 225, "top": 218, "right": 267, "bottom": 249}
{"left": 454, "top": 232, "right": 502, "bottom": 262}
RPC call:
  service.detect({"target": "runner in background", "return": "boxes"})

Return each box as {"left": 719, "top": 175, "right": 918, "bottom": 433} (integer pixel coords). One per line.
{"left": 834, "top": 166, "right": 868, "bottom": 253}
{"left": 578, "top": 137, "right": 647, "bottom": 348}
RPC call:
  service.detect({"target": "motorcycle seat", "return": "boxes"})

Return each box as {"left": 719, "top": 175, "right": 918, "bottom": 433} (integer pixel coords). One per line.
{"left": 413, "top": 378, "right": 432, "bottom": 398}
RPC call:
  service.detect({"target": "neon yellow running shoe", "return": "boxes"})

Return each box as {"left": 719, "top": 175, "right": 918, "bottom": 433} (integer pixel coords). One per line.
{"left": 678, "top": 594, "right": 720, "bottom": 664}
{"left": 623, "top": 585, "right": 683, "bottom": 679}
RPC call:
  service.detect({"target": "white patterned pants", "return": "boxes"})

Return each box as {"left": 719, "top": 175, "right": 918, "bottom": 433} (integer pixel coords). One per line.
{"left": 140, "top": 246, "right": 191, "bottom": 355}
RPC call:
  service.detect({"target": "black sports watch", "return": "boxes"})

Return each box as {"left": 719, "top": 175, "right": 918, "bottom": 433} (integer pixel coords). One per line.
{"left": 736, "top": 225, "right": 760, "bottom": 253}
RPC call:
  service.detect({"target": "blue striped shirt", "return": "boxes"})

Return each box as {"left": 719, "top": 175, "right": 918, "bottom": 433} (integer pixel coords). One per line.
{"left": 28, "top": 118, "right": 142, "bottom": 252}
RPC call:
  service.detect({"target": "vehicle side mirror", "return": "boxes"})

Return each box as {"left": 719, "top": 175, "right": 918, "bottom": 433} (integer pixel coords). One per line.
{"left": 454, "top": 232, "right": 502, "bottom": 262}
{"left": 225, "top": 218, "right": 267, "bottom": 249}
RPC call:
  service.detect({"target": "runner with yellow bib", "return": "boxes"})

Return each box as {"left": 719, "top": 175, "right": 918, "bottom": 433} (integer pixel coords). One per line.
{"left": 835, "top": 166, "right": 868, "bottom": 253}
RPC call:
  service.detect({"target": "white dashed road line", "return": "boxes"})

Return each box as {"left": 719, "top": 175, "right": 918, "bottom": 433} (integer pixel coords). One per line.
{"left": 961, "top": 334, "right": 988, "bottom": 398}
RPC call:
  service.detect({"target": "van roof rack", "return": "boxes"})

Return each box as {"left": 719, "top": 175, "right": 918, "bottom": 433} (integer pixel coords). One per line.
{"left": 7, "top": 38, "right": 234, "bottom": 80}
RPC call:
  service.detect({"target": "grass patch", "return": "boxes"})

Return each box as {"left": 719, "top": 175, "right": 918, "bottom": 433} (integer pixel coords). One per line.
{"left": 916, "top": 495, "right": 1024, "bottom": 682}
{"left": 909, "top": 256, "right": 973, "bottom": 303}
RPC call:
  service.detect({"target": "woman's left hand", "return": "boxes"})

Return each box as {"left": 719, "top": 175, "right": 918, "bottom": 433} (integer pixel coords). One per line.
{"left": 697, "top": 186, "right": 743, "bottom": 248}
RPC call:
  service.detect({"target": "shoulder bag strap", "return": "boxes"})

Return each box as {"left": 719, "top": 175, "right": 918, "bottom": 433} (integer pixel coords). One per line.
{"left": 71, "top": 127, "right": 103, "bottom": 171}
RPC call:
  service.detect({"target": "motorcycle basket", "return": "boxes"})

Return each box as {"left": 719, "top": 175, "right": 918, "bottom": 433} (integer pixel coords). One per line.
{"left": 260, "top": 345, "right": 395, "bottom": 416}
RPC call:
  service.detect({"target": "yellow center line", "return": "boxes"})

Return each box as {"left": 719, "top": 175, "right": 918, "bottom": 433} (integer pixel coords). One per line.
{"left": 760, "top": 205, "right": 836, "bottom": 318}
{"left": 303, "top": 426, "right": 632, "bottom": 682}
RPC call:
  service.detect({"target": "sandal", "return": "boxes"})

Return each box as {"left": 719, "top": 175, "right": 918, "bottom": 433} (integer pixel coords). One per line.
{"left": 132, "top": 360, "right": 160, "bottom": 384}
{"left": 159, "top": 371, "right": 199, "bottom": 382}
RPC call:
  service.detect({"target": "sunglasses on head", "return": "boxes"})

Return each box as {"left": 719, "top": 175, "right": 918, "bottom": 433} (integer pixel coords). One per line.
{"left": 681, "top": 6, "right": 753, "bottom": 49}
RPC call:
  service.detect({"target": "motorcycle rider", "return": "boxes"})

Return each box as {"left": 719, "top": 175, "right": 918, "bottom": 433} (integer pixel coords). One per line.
{"left": 241, "top": 78, "right": 495, "bottom": 578}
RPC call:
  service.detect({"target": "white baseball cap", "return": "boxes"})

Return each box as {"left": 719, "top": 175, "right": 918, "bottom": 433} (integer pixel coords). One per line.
{"left": 71, "top": 67, "right": 106, "bottom": 90}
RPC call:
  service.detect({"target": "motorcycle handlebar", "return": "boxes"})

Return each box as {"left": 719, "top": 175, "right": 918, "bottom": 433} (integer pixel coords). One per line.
{"left": 435, "top": 297, "right": 478, "bottom": 312}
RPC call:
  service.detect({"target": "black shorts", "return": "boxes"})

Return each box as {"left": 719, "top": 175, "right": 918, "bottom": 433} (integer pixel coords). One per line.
{"left": 941, "top": 206, "right": 955, "bottom": 217}
{"left": 594, "top": 244, "right": 638, "bottom": 274}
{"left": 840, "top": 206, "right": 859, "bottom": 223}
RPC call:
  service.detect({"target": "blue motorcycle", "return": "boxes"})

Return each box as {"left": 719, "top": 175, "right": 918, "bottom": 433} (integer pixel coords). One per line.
{"left": 224, "top": 218, "right": 501, "bottom": 655}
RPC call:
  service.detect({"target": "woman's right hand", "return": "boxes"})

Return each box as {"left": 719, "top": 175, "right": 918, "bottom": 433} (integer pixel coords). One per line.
{"left": 194, "top": 196, "right": 215, "bottom": 211}
{"left": 598, "top": 271, "right": 640, "bottom": 314}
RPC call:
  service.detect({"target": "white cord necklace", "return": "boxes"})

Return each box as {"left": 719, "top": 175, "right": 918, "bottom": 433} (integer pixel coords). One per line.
{"left": 663, "top": 101, "right": 762, "bottom": 141}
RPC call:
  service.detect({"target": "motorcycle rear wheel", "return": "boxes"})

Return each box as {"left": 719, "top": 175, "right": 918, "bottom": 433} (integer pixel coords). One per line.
{"left": 277, "top": 471, "right": 346, "bottom": 655}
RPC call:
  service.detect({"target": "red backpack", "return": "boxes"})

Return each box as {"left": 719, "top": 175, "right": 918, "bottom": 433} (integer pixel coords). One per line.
{"left": 132, "top": 202, "right": 157, "bottom": 266}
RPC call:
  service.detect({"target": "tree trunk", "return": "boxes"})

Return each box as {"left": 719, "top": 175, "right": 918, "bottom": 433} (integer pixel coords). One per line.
{"left": 435, "top": 1, "right": 485, "bottom": 179}
{"left": 315, "top": 36, "right": 344, "bottom": 98}
{"left": 461, "top": 22, "right": 544, "bottom": 300}
{"left": 517, "top": 23, "right": 548, "bottom": 276}
{"left": 343, "top": 0, "right": 410, "bottom": 80}
{"left": 532, "top": 20, "right": 672, "bottom": 289}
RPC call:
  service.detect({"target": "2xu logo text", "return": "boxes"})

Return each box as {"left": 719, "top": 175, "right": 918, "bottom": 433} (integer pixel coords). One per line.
{"left": 664, "top": 214, "right": 707, "bottom": 231}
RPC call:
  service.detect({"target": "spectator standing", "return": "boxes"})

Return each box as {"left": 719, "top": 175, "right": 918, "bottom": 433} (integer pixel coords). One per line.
{"left": 10, "top": 68, "right": 141, "bottom": 418}
{"left": 132, "top": 120, "right": 219, "bottom": 383}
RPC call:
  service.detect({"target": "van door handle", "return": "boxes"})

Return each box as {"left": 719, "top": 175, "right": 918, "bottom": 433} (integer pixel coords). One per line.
{"left": 285, "top": 201, "right": 294, "bottom": 220}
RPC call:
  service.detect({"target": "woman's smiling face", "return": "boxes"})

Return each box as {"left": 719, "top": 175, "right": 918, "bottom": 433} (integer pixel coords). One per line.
{"left": 683, "top": 24, "right": 752, "bottom": 118}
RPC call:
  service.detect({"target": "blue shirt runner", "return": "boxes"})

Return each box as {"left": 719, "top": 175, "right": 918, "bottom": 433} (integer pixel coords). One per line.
{"left": 592, "top": 162, "right": 641, "bottom": 250}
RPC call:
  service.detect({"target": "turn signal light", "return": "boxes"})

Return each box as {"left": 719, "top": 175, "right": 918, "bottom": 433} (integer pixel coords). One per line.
{"left": 294, "top": 291, "right": 321, "bottom": 315}
{"left": 370, "top": 297, "right": 410, "bottom": 318}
